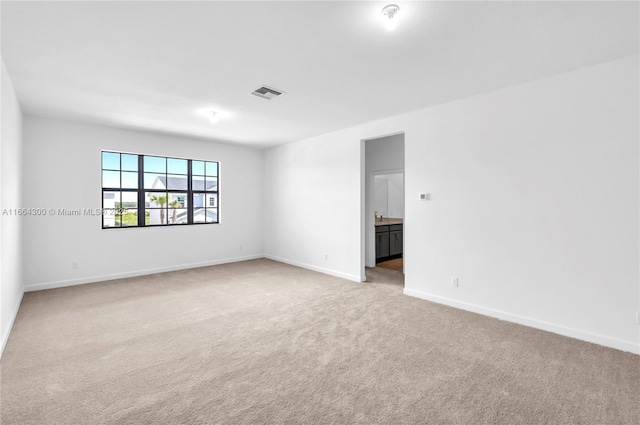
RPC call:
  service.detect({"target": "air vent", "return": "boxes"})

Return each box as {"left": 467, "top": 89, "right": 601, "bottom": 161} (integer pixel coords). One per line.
{"left": 251, "top": 85, "right": 284, "bottom": 100}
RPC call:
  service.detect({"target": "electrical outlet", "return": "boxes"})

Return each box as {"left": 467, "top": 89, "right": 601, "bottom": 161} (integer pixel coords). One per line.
{"left": 450, "top": 277, "right": 459, "bottom": 287}
{"left": 324, "top": 253, "right": 328, "bottom": 261}
{"left": 239, "top": 244, "right": 243, "bottom": 251}
{"left": 72, "top": 261, "right": 79, "bottom": 270}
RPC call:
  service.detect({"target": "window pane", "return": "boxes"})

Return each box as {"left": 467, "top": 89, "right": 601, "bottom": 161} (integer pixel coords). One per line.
{"left": 103, "top": 191, "right": 120, "bottom": 228}
{"left": 193, "top": 193, "right": 205, "bottom": 208}
{"left": 121, "top": 154, "right": 138, "bottom": 171}
{"left": 168, "top": 208, "right": 187, "bottom": 224}
{"left": 192, "top": 160, "right": 205, "bottom": 176}
{"left": 144, "top": 173, "right": 165, "bottom": 189}
{"left": 166, "top": 174, "right": 187, "bottom": 190}
{"left": 206, "top": 208, "right": 218, "bottom": 223}
{"left": 103, "top": 191, "right": 120, "bottom": 207}
{"left": 121, "top": 171, "right": 138, "bottom": 189}
{"left": 103, "top": 214, "right": 118, "bottom": 228}
{"left": 144, "top": 156, "right": 166, "bottom": 173}
{"left": 121, "top": 209, "right": 138, "bottom": 227}
{"left": 146, "top": 192, "right": 168, "bottom": 208}
{"left": 167, "top": 158, "right": 188, "bottom": 175}
{"left": 121, "top": 191, "right": 138, "bottom": 208}
{"left": 193, "top": 207, "right": 206, "bottom": 223}
{"left": 192, "top": 177, "right": 206, "bottom": 191}
{"left": 102, "top": 152, "right": 120, "bottom": 170}
{"left": 206, "top": 162, "right": 218, "bottom": 176}
{"left": 146, "top": 208, "right": 168, "bottom": 225}
{"left": 205, "top": 176, "right": 218, "bottom": 191}
{"left": 102, "top": 170, "right": 120, "bottom": 188}
{"left": 168, "top": 192, "right": 187, "bottom": 208}
{"left": 168, "top": 192, "right": 187, "bottom": 224}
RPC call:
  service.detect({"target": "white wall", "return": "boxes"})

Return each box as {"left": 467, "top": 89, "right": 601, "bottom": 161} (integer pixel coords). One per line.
{"left": 22, "top": 116, "right": 264, "bottom": 290}
{"left": 1, "top": 59, "right": 24, "bottom": 357}
{"left": 264, "top": 128, "right": 364, "bottom": 281}
{"left": 403, "top": 56, "right": 638, "bottom": 354}
{"left": 264, "top": 55, "right": 640, "bottom": 354}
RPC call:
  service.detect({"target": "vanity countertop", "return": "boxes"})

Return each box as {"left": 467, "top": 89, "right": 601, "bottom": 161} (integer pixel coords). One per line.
{"left": 374, "top": 218, "right": 403, "bottom": 227}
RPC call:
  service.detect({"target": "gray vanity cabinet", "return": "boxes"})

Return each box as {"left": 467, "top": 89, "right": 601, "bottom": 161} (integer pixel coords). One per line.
{"left": 389, "top": 225, "right": 403, "bottom": 257}
{"left": 375, "top": 226, "right": 390, "bottom": 259}
{"left": 375, "top": 224, "right": 403, "bottom": 262}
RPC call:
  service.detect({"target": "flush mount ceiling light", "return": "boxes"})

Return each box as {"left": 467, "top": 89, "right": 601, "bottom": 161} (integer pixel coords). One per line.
{"left": 382, "top": 4, "right": 400, "bottom": 31}
{"left": 197, "top": 108, "right": 229, "bottom": 125}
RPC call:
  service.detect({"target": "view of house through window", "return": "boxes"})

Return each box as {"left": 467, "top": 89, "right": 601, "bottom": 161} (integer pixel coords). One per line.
{"left": 101, "top": 151, "right": 219, "bottom": 228}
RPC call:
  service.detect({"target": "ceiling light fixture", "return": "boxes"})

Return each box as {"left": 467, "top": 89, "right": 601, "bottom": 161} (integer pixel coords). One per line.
{"left": 382, "top": 4, "right": 400, "bottom": 31}
{"left": 197, "top": 108, "right": 229, "bottom": 125}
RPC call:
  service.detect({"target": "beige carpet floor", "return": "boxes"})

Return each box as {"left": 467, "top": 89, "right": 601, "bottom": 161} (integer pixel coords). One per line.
{"left": 1, "top": 259, "right": 638, "bottom": 424}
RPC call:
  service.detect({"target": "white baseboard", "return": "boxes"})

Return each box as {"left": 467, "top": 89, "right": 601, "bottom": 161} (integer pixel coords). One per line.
{"left": 265, "top": 255, "right": 362, "bottom": 283}
{"left": 23, "top": 254, "right": 264, "bottom": 292}
{"left": 403, "top": 288, "right": 639, "bottom": 355}
{"left": 1, "top": 288, "right": 24, "bottom": 360}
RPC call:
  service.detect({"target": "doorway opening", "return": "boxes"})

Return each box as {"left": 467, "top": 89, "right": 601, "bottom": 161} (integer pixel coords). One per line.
{"left": 361, "top": 133, "right": 405, "bottom": 283}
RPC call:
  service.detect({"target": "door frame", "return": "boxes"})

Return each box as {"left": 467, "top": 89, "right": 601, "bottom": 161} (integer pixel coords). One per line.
{"left": 360, "top": 132, "right": 405, "bottom": 282}
{"left": 366, "top": 169, "right": 404, "bottom": 267}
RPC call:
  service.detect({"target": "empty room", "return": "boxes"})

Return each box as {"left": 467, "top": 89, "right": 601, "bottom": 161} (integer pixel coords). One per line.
{"left": 1, "top": 1, "right": 638, "bottom": 424}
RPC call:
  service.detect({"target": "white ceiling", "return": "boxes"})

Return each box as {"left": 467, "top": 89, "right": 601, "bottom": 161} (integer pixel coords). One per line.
{"left": 2, "top": 1, "right": 638, "bottom": 148}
